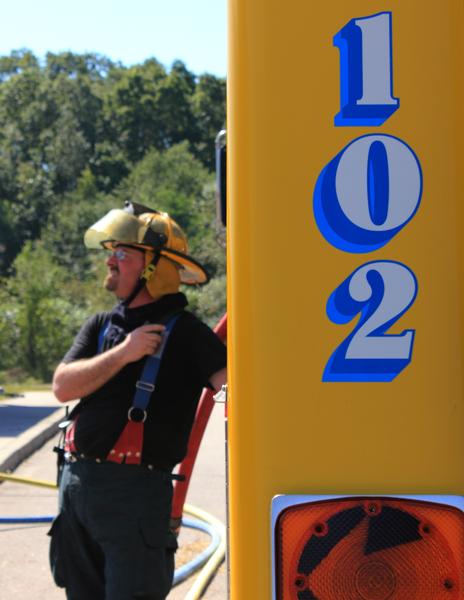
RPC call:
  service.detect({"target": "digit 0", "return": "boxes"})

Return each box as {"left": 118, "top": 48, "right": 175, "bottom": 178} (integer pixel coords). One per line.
{"left": 313, "top": 134, "right": 422, "bottom": 253}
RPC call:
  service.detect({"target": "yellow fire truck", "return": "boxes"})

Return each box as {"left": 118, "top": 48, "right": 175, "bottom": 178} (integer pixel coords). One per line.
{"left": 226, "top": 1, "right": 464, "bottom": 598}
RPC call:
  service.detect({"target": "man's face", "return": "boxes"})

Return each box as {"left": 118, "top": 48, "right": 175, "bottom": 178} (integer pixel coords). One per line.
{"left": 104, "top": 245, "right": 145, "bottom": 300}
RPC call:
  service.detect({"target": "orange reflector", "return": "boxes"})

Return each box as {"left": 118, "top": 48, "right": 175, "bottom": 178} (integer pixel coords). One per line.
{"left": 275, "top": 497, "right": 464, "bottom": 599}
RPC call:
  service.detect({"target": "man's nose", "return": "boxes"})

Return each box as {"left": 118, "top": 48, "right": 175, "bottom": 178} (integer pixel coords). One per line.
{"left": 107, "top": 253, "right": 117, "bottom": 266}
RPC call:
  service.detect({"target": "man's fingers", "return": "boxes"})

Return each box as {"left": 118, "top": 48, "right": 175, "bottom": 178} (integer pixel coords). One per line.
{"left": 145, "top": 333, "right": 163, "bottom": 349}
{"left": 145, "top": 332, "right": 163, "bottom": 354}
{"left": 123, "top": 325, "right": 167, "bottom": 360}
{"left": 139, "top": 324, "right": 166, "bottom": 334}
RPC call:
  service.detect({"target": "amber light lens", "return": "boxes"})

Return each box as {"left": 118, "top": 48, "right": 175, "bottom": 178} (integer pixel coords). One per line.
{"left": 275, "top": 497, "right": 464, "bottom": 599}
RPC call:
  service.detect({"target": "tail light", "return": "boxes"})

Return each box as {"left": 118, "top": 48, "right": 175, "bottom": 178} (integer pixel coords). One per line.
{"left": 274, "top": 496, "right": 464, "bottom": 599}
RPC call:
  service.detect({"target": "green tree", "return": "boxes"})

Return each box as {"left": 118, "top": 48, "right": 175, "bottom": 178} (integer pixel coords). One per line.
{"left": 103, "top": 59, "right": 168, "bottom": 163}
{"left": 41, "top": 169, "right": 112, "bottom": 278}
{"left": 155, "top": 60, "right": 197, "bottom": 148}
{"left": 0, "top": 199, "right": 20, "bottom": 271}
{"left": 42, "top": 108, "right": 91, "bottom": 193}
{"left": 117, "top": 143, "right": 208, "bottom": 230}
{"left": 0, "top": 50, "right": 227, "bottom": 381}
{"left": 45, "top": 51, "right": 115, "bottom": 81}
{"left": 1, "top": 242, "right": 85, "bottom": 379}
{"left": 191, "top": 74, "right": 226, "bottom": 169}
{"left": 185, "top": 274, "right": 226, "bottom": 327}
{"left": 0, "top": 281, "right": 20, "bottom": 372}
{"left": 0, "top": 49, "right": 39, "bottom": 82}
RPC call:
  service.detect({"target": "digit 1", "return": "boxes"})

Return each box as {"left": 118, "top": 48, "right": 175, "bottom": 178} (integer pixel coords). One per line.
{"left": 334, "top": 12, "right": 399, "bottom": 127}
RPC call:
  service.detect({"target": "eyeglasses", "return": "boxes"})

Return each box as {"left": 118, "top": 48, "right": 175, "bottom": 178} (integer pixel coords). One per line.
{"left": 106, "top": 245, "right": 146, "bottom": 261}
{"left": 107, "top": 248, "right": 128, "bottom": 261}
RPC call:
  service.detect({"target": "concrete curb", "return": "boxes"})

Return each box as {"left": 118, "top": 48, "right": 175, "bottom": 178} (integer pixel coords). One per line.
{"left": 0, "top": 408, "right": 65, "bottom": 473}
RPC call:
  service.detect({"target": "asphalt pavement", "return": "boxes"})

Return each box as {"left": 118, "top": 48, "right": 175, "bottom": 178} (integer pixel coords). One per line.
{"left": 0, "top": 391, "right": 228, "bottom": 599}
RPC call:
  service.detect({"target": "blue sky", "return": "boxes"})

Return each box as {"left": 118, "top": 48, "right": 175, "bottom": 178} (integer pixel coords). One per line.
{"left": 0, "top": 0, "right": 227, "bottom": 76}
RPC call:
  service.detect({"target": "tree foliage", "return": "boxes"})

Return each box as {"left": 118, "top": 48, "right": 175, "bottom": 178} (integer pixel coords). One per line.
{"left": 0, "top": 50, "right": 226, "bottom": 382}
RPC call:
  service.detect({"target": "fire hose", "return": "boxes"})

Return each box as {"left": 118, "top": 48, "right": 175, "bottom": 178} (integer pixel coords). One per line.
{"left": 0, "top": 471, "right": 225, "bottom": 598}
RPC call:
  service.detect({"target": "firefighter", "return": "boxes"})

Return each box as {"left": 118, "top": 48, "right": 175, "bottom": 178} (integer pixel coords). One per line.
{"left": 49, "top": 201, "right": 227, "bottom": 600}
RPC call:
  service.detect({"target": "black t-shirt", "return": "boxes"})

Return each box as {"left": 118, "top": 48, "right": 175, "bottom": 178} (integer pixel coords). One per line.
{"left": 62, "top": 293, "right": 226, "bottom": 469}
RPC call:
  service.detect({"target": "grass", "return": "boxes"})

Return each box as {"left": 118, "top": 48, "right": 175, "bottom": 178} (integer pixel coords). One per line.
{"left": 0, "top": 374, "right": 52, "bottom": 399}
{"left": 4, "top": 382, "right": 52, "bottom": 393}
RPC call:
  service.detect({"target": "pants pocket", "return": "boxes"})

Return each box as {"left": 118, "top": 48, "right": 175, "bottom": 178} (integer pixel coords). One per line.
{"left": 133, "top": 518, "right": 178, "bottom": 600}
{"left": 47, "top": 514, "right": 67, "bottom": 588}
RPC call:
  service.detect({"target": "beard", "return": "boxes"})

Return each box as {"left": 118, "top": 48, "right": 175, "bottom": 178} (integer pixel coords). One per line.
{"left": 104, "top": 271, "right": 118, "bottom": 292}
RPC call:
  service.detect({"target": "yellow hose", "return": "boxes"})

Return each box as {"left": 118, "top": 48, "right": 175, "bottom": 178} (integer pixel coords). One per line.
{"left": 0, "top": 472, "right": 57, "bottom": 489}
{"left": 0, "top": 473, "right": 227, "bottom": 598}
{"left": 183, "top": 503, "right": 227, "bottom": 599}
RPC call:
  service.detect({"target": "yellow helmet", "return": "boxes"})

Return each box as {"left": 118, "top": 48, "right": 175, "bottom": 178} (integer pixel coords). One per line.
{"left": 84, "top": 202, "right": 209, "bottom": 293}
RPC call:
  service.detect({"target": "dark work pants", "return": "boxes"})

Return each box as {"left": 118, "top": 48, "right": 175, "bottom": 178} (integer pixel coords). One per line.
{"left": 48, "top": 460, "right": 177, "bottom": 600}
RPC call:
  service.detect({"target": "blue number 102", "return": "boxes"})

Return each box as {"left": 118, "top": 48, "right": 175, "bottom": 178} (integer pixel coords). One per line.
{"left": 334, "top": 12, "right": 399, "bottom": 126}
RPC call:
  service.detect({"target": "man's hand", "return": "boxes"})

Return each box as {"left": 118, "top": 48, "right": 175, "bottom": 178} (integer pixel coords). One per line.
{"left": 53, "top": 323, "right": 167, "bottom": 402}
{"left": 121, "top": 324, "right": 166, "bottom": 362}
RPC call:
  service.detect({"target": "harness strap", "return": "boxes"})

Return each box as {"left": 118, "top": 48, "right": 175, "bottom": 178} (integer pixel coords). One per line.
{"left": 107, "top": 419, "right": 144, "bottom": 464}
{"left": 122, "top": 251, "right": 161, "bottom": 308}
{"left": 64, "top": 417, "right": 78, "bottom": 454}
{"left": 97, "top": 319, "right": 110, "bottom": 353}
{"left": 106, "top": 313, "right": 181, "bottom": 465}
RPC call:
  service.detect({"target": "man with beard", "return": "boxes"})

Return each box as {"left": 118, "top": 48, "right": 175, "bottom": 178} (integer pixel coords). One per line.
{"left": 49, "top": 201, "right": 227, "bottom": 600}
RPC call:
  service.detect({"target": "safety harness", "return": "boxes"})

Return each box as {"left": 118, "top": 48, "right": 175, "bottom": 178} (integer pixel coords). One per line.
{"left": 64, "top": 312, "right": 180, "bottom": 466}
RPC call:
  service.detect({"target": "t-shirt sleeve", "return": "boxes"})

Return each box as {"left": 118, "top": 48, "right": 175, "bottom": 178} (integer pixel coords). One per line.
{"left": 62, "top": 313, "right": 108, "bottom": 364}
{"left": 190, "top": 318, "right": 227, "bottom": 387}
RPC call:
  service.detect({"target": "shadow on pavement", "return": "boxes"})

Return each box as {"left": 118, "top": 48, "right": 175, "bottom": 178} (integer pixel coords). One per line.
{"left": 0, "top": 405, "right": 59, "bottom": 437}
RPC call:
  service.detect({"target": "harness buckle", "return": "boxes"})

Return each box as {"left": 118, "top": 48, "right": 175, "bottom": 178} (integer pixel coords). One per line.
{"left": 135, "top": 380, "right": 155, "bottom": 392}
{"left": 128, "top": 407, "right": 147, "bottom": 423}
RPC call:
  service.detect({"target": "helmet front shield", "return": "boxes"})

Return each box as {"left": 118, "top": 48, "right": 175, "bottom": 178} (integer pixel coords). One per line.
{"left": 84, "top": 209, "right": 148, "bottom": 249}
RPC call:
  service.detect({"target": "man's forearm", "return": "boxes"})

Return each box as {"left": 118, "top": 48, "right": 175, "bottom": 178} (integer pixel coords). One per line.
{"left": 53, "top": 345, "right": 129, "bottom": 403}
